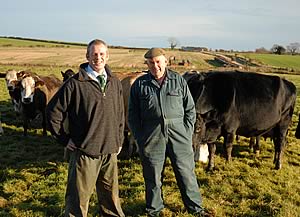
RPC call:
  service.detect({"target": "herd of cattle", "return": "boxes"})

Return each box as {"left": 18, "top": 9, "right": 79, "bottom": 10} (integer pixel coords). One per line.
{"left": 1, "top": 68, "right": 300, "bottom": 170}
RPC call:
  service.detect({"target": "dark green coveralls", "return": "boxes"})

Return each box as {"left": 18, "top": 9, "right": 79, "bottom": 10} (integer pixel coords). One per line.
{"left": 128, "top": 69, "right": 203, "bottom": 216}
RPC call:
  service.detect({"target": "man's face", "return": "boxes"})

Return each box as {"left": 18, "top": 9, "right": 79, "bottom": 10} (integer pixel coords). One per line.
{"left": 86, "top": 44, "right": 109, "bottom": 73}
{"left": 146, "top": 55, "right": 167, "bottom": 79}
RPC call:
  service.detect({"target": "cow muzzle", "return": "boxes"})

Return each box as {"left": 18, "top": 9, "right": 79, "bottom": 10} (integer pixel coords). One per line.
{"left": 22, "top": 97, "right": 32, "bottom": 104}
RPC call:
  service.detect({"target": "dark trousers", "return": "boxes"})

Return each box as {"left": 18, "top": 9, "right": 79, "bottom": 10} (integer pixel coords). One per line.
{"left": 65, "top": 150, "right": 125, "bottom": 217}
{"left": 140, "top": 140, "right": 203, "bottom": 216}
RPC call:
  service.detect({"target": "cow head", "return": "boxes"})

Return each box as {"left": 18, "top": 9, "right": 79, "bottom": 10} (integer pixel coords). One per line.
{"left": 5, "top": 70, "right": 32, "bottom": 91}
{"left": 20, "top": 76, "right": 45, "bottom": 104}
{"left": 193, "top": 111, "right": 222, "bottom": 144}
{"left": 5, "top": 70, "right": 18, "bottom": 91}
{"left": 5, "top": 70, "right": 24, "bottom": 114}
{"left": 61, "top": 69, "right": 75, "bottom": 82}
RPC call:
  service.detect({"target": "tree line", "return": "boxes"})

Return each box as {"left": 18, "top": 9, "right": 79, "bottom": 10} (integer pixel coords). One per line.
{"left": 250, "top": 42, "right": 299, "bottom": 55}
{"left": 168, "top": 37, "right": 300, "bottom": 55}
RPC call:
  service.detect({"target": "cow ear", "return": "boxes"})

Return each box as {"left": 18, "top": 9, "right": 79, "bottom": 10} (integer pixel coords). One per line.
{"left": 17, "top": 71, "right": 26, "bottom": 78}
{"left": 35, "top": 80, "right": 45, "bottom": 87}
{"left": 61, "top": 71, "right": 64, "bottom": 76}
{"left": 34, "top": 76, "right": 45, "bottom": 87}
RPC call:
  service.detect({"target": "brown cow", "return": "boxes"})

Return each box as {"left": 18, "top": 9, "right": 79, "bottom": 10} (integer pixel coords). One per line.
{"left": 118, "top": 71, "right": 147, "bottom": 159}
{"left": 4, "top": 70, "right": 37, "bottom": 115}
{"left": 4, "top": 70, "right": 22, "bottom": 114}
{"left": 18, "top": 73, "right": 62, "bottom": 136}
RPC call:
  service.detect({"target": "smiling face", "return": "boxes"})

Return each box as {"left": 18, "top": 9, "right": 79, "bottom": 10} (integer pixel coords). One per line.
{"left": 86, "top": 42, "right": 109, "bottom": 73}
{"left": 146, "top": 55, "right": 168, "bottom": 79}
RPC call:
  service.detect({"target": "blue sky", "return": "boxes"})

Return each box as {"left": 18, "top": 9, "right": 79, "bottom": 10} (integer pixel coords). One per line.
{"left": 1, "top": 0, "right": 299, "bottom": 51}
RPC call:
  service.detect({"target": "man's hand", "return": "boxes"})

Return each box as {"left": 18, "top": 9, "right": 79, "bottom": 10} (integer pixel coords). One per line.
{"left": 66, "top": 139, "right": 77, "bottom": 151}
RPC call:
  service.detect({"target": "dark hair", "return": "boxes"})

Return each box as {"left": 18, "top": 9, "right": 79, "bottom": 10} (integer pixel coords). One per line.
{"left": 87, "top": 39, "right": 108, "bottom": 54}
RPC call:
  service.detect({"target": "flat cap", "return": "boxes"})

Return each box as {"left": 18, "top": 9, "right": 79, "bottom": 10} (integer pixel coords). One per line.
{"left": 144, "top": 48, "right": 166, "bottom": 59}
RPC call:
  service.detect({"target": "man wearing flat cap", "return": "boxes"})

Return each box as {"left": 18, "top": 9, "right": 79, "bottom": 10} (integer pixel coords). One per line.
{"left": 128, "top": 48, "right": 209, "bottom": 216}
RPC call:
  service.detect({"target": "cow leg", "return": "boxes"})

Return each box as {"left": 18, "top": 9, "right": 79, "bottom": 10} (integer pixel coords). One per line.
{"left": 249, "top": 136, "right": 260, "bottom": 156}
{"left": 207, "top": 142, "right": 216, "bottom": 171}
{"left": 0, "top": 121, "right": 3, "bottom": 135}
{"left": 118, "top": 130, "right": 138, "bottom": 159}
{"left": 23, "top": 117, "right": 28, "bottom": 136}
{"left": 224, "top": 133, "right": 234, "bottom": 162}
{"left": 193, "top": 143, "right": 201, "bottom": 162}
{"left": 118, "top": 130, "right": 130, "bottom": 159}
{"left": 273, "top": 117, "right": 290, "bottom": 169}
{"left": 235, "top": 135, "right": 240, "bottom": 144}
{"left": 129, "top": 133, "right": 138, "bottom": 155}
{"left": 42, "top": 110, "right": 47, "bottom": 136}
{"left": 249, "top": 137, "right": 255, "bottom": 152}
{"left": 273, "top": 135, "right": 285, "bottom": 170}
{"left": 254, "top": 136, "right": 261, "bottom": 157}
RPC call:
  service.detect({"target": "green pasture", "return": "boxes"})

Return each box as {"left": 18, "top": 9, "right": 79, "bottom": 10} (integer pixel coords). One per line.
{"left": 0, "top": 39, "right": 300, "bottom": 216}
{"left": 0, "top": 37, "right": 85, "bottom": 48}
{"left": 241, "top": 53, "right": 300, "bottom": 71}
{"left": 1, "top": 69, "right": 300, "bottom": 217}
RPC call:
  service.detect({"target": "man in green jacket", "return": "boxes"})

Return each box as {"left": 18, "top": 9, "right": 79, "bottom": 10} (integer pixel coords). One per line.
{"left": 46, "top": 39, "right": 125, "bottom": 217}
{"left": 128, "top": 48, "right": 208, "bottom": 216}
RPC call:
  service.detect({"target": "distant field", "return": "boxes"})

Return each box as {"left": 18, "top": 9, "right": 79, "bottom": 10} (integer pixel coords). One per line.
{"left": 0, "top": 38, "right": 215, "bottom": 75}
{"left": 1, "top": 37, "right": 300, "bottom": 75}
{"left": 241, "top": 53, "right": 300, "bottom": 71}
{"left": 0, "top": 37, "right": 86, "bottom": 48}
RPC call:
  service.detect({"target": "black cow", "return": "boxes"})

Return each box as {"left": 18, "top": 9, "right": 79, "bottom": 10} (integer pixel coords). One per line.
{"left": 0, "top": 119, "right": 3, "bottom": 135}
{"left": 61, "top": 69, "right": 75, "bottom": 82}
{"left": 295, "top": 114, "right": 300, "bottom": 139}
{"left": 185, "top": 70, "right": 296, "bottom": 170}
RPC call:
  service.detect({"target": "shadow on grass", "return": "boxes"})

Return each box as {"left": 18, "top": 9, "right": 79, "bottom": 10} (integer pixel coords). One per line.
{"left": 12, "top": 193, "right": 64, "bottom": 217}
{"left": 0, "top": 125, "right": 65, "bottom": 168}
{"left": 205, "top": 59, "right": 225, "bottom": 67}
{"left": 0, "top": 100, "right": 23, "bottom": 128}
{"left": 122, "top": 199, "right": 146, "bottom": 217}
{"left": 0, "top": 98, "right": 67, "bottom": 214}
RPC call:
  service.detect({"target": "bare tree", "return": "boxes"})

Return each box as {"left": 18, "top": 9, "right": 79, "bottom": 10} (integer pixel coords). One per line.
{"left": 168, "top": 37, "right": 179, "bottom": 49}
{"left": 286, "top": 42, "right": 300, "bottom": 55}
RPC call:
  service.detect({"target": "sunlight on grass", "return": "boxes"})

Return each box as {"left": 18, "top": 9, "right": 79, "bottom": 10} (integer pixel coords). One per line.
{"left": 0, "top": 42, "right": 300, "bottom": 216}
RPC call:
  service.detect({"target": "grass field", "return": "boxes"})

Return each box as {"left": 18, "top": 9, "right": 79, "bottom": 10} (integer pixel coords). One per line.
{"left": 0, "top": 37, "right": 85, "bottom": 48}
{"left": 0, "top": 38, "right": 300, "bottom": 217}
{"left": 240, "top": 53, "right": 300, "bottom": 71}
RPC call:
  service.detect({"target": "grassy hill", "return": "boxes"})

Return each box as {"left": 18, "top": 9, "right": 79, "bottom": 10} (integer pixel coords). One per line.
{"left": 0, "top": 37, "right": 217, "bottom": 73}
{"left": 1, "top": 37, "right": 300, "bottom": 76}
{"left": 0, "top": 36, "right": 86, "bottom": 48}
{"left": 240, "top": 53, "right": 300, "bottom": 71}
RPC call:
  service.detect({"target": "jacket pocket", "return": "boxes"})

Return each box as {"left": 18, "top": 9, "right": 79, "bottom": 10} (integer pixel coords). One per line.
{"left": 166, "top": 89, "right": 182, "bottom": 109}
